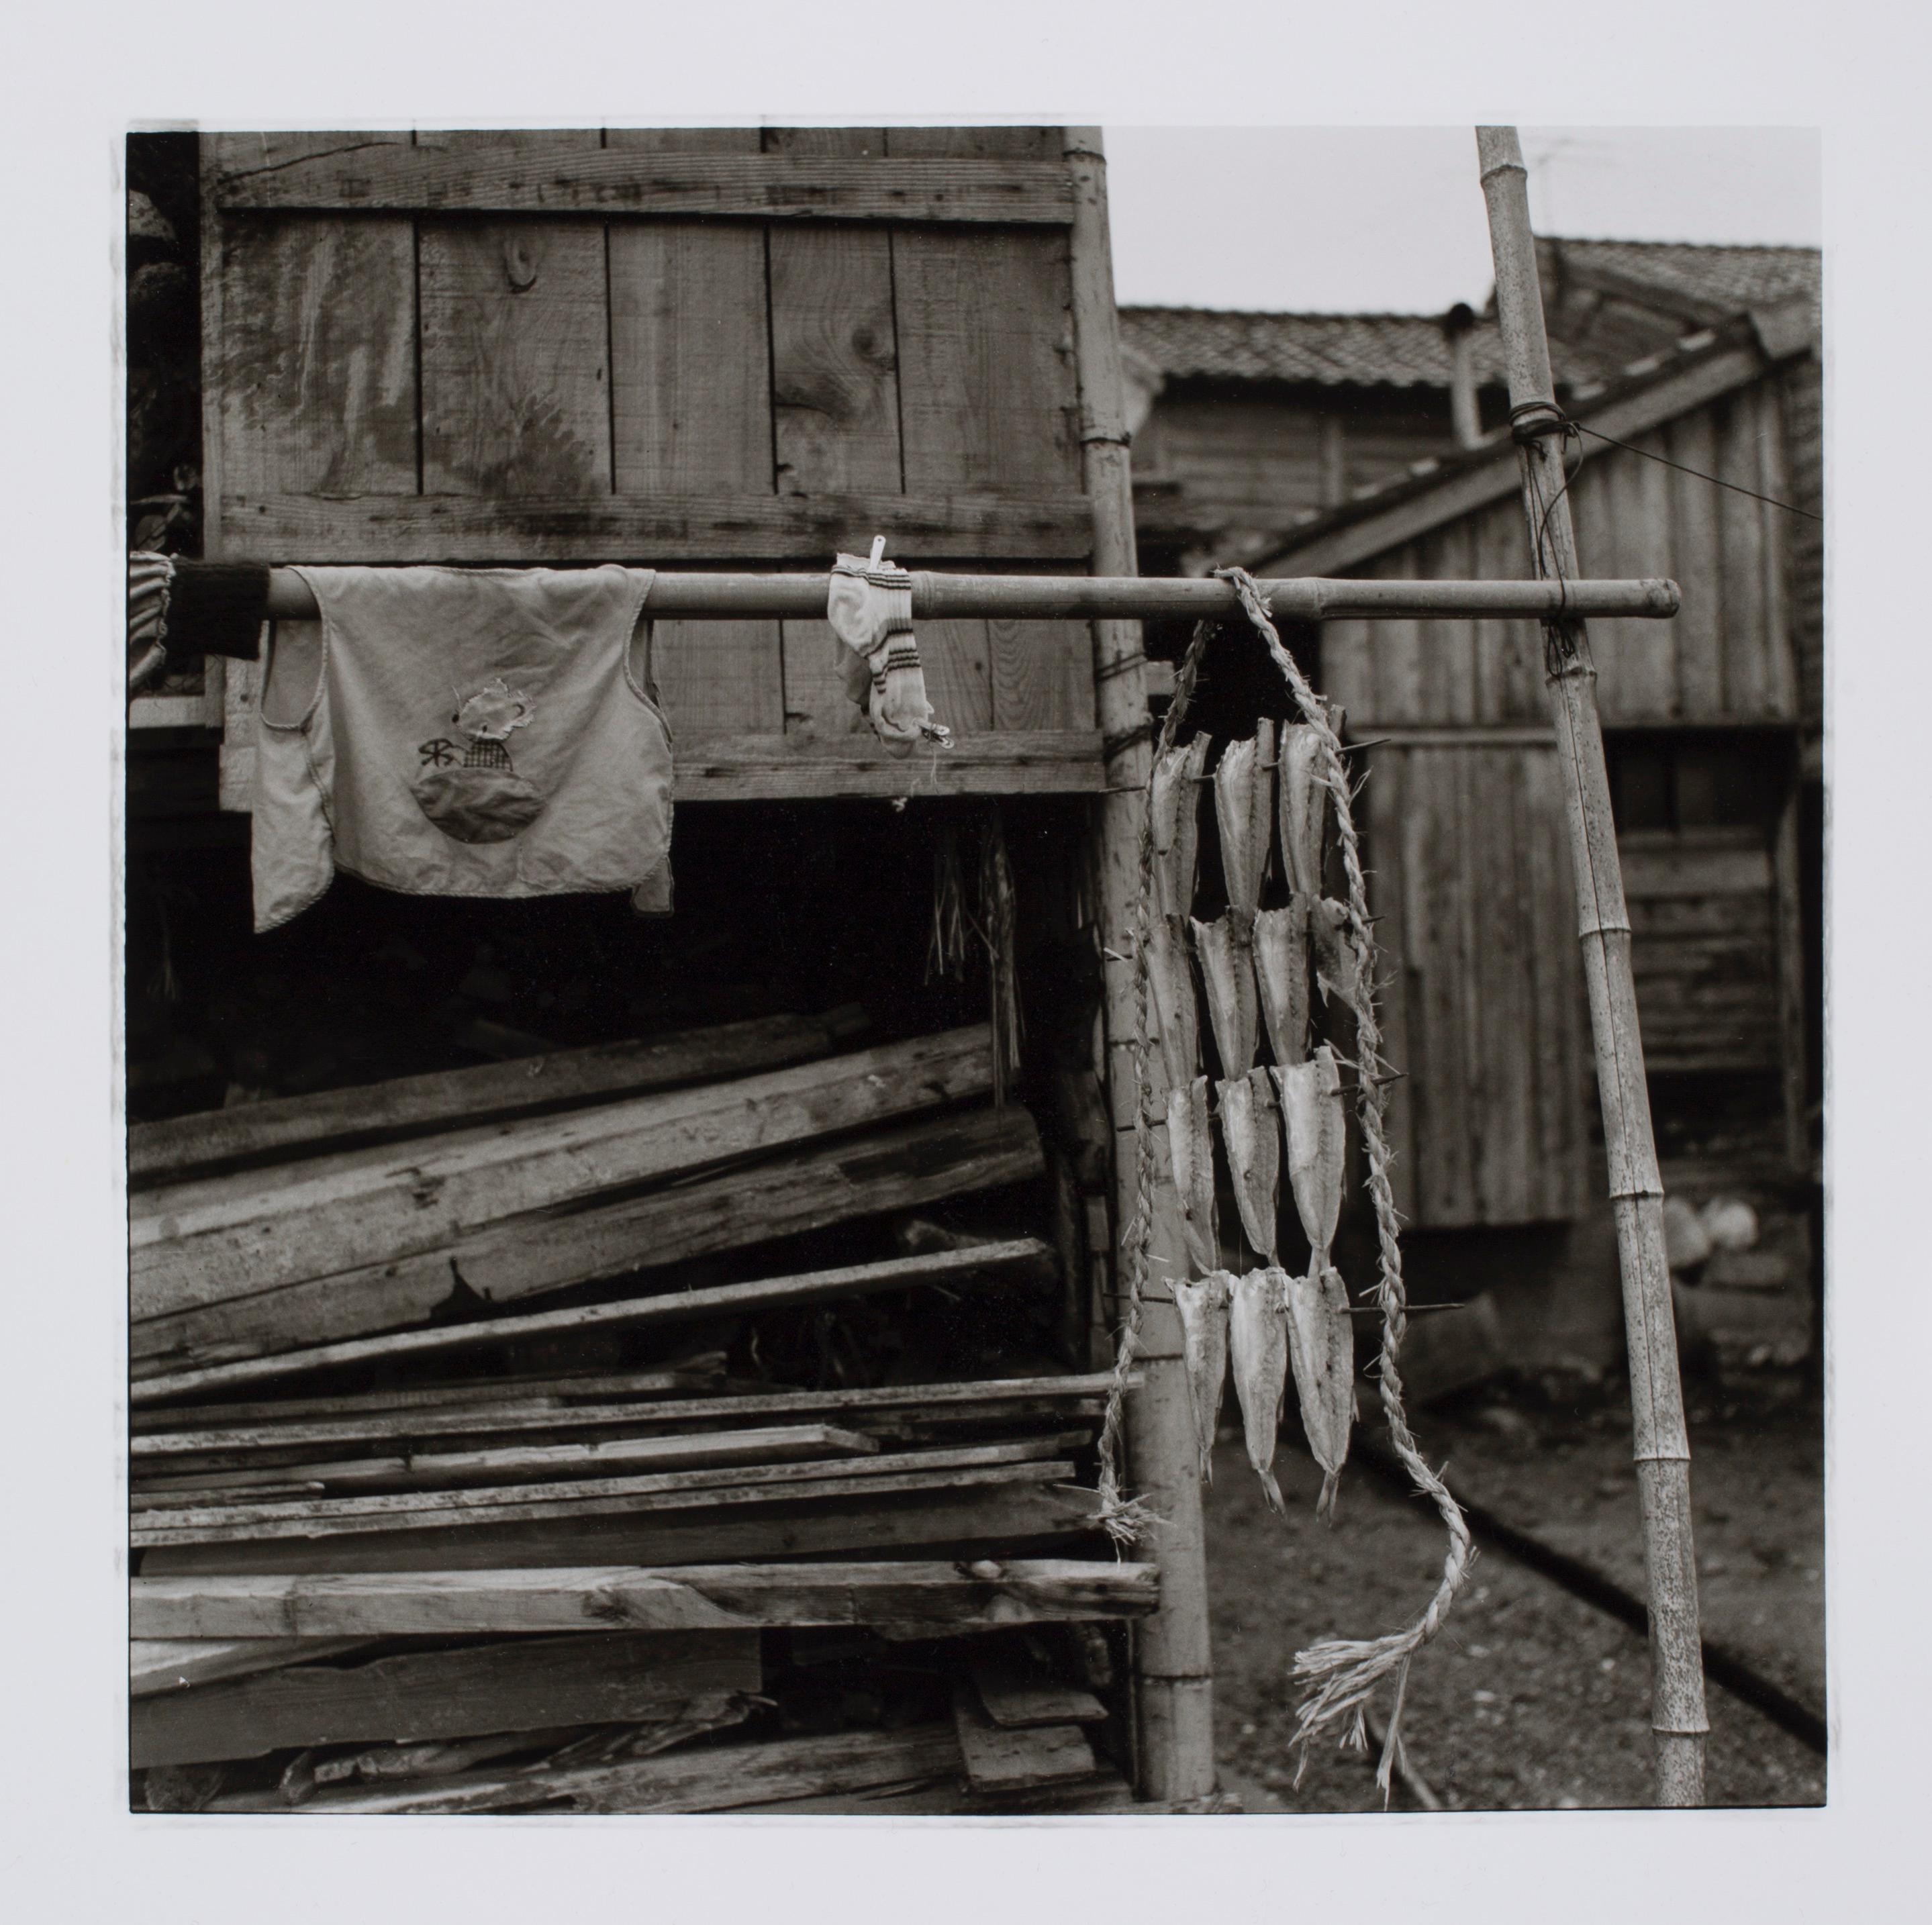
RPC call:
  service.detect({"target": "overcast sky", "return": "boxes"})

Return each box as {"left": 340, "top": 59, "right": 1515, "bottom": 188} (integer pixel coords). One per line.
{"left": 1103, "top": 126, "right": 1823, "bottom": 313}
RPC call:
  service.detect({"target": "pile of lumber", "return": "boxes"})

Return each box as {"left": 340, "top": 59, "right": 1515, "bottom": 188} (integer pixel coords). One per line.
{"left": 130, "top": 1010, "right": 1160, "bottom": 1812}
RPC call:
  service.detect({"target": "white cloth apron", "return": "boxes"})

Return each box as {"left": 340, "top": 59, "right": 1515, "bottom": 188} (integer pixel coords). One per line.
{"left": 250, "top": 566, "right": 673, "bottom": 932}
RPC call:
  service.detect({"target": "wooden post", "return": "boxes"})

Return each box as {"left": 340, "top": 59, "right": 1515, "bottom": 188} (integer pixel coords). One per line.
{"left": 1063, "top": 126, "right": 1217, "bottom": 1805}
{"left": 1476, "top": 126, "right": 1710, "bottom": 1807}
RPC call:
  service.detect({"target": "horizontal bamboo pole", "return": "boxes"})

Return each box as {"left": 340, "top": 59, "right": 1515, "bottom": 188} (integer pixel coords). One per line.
{"left": 254, "top": 569, "right": 1680, "bottom": 626}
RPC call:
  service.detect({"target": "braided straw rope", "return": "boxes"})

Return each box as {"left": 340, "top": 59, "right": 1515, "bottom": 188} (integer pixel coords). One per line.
{"left": 1090, "top": 573, "right": 1473, "bottom": 1799}
{"left": 1209, "top": 567, "right": 1474, "bottom": 1804}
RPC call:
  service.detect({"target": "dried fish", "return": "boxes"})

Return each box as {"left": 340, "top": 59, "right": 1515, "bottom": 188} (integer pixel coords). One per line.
{"left": 1172, "top": 1270, "right": 1234, "bottom": 1481}
{"left": 1213, "top": 722, "right": 1274, "bottom": 924}
{"left": 1217, "top": 1066, "right": 1280, "bottom": 1261}
{"left": 1165, "top": 1075, "right": 1219, "bottom": 1277}
{"left": 1151, "top": 736, "right": 1210, "bottom": 924}
{"left": 1191, "top": 914, "right": 1259, "bottom": 1077}
{"left": 1279, "top": 724, "right": 1328, "bottom": 898}
{"left": 1276, "top": 1044, "right": 1345, "bottom": 1263}
{"left": 1145, "top": 912, "right": 1201, "bottom": 1099}
{"left": 1253, "top": 901, "right": 1311, "bottom": 1069}
{"left": 1308, "top": 896, "right": 1368, "bottom": 1020}
{"left": 1230, "top": 1267, "right": 1291, "bottom": 1514}
{"left": 1284, "top": 1259, "right": 1357, "bottom": 1522}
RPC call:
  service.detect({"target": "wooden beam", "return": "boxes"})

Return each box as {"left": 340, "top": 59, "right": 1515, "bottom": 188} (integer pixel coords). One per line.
{"left": 130, "top": 1636, "right": 372, "bottom": 1698}
{"left": 213, "top": 489, "right": 1092, "bottom": 564}
{"left": 134, "top": 1372, "right": 1123, "bottom": 1458}
{"left": 953, "top": 1683, "right": 1102, "bottom": 1792}
{"left": 136, "top": 1477, "right": 1109, "bottom": 1576}
{"left": 132, "top": 1422, "right": 882, "bottom": 1496}
{"left": 131, "top": 1367, "right": 724, "bottom": 1429}
{"left": 202, "top": 1721, "right": 965, "bottom": 1817}
{"left": 128, "top": 1007, "right": 867, "bottom": 1186}
{"left": 132, "top": 1236, "right": 1053, "bottom": 1403}
{"left": 132, "top": 1027, "right": 997, "bottom": 1325}
{"left": 669, "top": 732, "right": 1106, "bottom": 799}
{"left": 133, "top": 1630, "right": 761, "bottom": 1769}
{"left": 131, "top": 1559, "right": 1163, "bottom": 1639}
{"left": 133, "top": 1438, "right": 1079, "bottom": 1534}
{"left": 969, "top": 1659, "right": 1108, "bottom": 1730}
{"left": 132, "top": 1107, "right": 1045, "bottom": 1378}
{"left": 211, "top": 143, "right": 1077, "bottom": 223}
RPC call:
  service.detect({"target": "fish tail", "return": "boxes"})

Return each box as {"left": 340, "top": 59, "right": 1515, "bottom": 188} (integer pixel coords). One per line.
{"left": 1257, "top": 1465, "right": 1286, "bottom": 1515}
{"left": 1316, "top": 1468, "right": 1341, "bottom": 1526}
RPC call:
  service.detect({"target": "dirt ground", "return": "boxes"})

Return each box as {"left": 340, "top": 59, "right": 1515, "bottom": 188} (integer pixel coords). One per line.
{"left": 1204, "top": 1364, "right": 1825, "bottom": 1812}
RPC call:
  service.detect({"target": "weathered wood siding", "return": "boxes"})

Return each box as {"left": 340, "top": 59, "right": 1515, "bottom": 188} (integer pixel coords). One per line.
{"left": 202, "top": 128, "right": 1103, "bottom": 799}
{"left": 1133, "top": 386, "right": 1457, "bottom": 556}
{"left": 1322, "top": 375, "right": 1801, "bottom": 728}
{"left": 1363, "top": 741, "right": 1588, "bottom": 1226}
{"left": 1621, "top": 829, "right": 1783, "bottom": 1075}
{"left": 1778, "top": 354, "right": 1825, "bottom": 746}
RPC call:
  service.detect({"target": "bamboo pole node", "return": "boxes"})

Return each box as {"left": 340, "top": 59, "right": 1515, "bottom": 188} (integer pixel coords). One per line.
{"left": 1609, "top": 1183, "right": 1666, "bottom": 1203}
{"left": 1093, "top": 611, "right": 1217, "bottom": 1550}
{"left": 1577, "top": 916, "right": 1635, "bottom": 939}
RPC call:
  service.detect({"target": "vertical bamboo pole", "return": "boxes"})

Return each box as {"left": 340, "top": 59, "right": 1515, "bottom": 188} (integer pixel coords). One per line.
{"left": 1063, "top": 126, "right": 1218, "bottom": 1804}
{"left": 1476, "top": 126, "right": 1710, "bottom": 1807}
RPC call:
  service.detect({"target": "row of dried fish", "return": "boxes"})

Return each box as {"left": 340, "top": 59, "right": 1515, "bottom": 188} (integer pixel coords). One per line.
{"left": 1150, "top": 720, "right": 1330, "bottom": 927}
{"left": 1166, "top": 1046, "right": 1345, "bottom": 1267}
{"left": 1166, "top": 1044, "right": 1356, "bottom": 1520}
{"left": 1146, "top": 723, "right": 1370, "bottom": 1095}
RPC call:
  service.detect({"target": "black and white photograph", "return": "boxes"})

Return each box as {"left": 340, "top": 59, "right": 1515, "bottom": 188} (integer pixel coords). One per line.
{"left": 7, "top": 3, "right": 1927, "bottom": 1916}
{"left": 115, "top": 113, "right": 1825, "bottom": 1817}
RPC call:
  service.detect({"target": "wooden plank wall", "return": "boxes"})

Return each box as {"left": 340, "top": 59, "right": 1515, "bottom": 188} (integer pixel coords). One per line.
{"left": 1363, "top": 742, "right": 1588, "bottom": 1227}
{"left": 1132, "top": 389, "right": 1457, "bottom": 549}
{"left": 1322, "top": 377, "right": 1800, "bottom": 729}
{"left": 1621, "top": 829, "right": 1782, "bottom": 1075}
{"left": 200, "top": 128, "right": 1100, "bottom": 798}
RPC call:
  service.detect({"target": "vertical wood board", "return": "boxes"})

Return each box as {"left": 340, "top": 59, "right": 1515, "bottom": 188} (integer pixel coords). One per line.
{"left": 418, "top": 220, "right": 613, "bottom": 496}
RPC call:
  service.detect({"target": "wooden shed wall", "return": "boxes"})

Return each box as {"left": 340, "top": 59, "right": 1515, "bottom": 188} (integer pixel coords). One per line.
{"left": 1320, "top": 374, "right": 1799, "bottom": 729}
{"left": 1132, "top": 387, "right": 1457, "bottom": 551}
{"left": 199, "top": 128, "right": 1106, "bottom": 800}
{"left": 1363, "top": 741, "right": 1588, "bottom": 1227}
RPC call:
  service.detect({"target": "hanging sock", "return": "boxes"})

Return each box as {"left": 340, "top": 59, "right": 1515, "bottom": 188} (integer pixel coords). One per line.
{"left": 826, "top": 540, "right": 953, "bottom": 758}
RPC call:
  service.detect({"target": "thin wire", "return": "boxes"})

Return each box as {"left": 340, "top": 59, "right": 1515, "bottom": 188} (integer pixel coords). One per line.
{"left": 1564, "top": 419, "right": 1820, "bottom": 523}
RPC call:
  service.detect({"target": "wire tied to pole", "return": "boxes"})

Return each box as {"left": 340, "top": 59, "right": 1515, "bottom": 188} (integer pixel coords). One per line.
{"left": 1509, "top": 398, "right": 1820, "bottom": 522}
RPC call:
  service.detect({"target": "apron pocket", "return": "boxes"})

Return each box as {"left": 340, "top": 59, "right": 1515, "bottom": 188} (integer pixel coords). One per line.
{"left": 412, "top": 765, "right": 546, "bottom": 844}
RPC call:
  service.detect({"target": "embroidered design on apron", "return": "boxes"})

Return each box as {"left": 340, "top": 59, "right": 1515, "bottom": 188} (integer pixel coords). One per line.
{"left": 413, "top": 675, "right": 542, "bottom": 844}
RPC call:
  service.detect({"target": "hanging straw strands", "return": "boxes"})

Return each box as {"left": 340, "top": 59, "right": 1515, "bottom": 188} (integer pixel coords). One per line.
{"left": 926, "top": 811, "right": 1024, "bottom": 1105}
{"left": 1206, "top": 565, "right": 1472, "bottom": 1804}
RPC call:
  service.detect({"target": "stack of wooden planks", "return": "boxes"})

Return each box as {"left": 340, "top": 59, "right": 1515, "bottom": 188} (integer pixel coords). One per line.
{"left": 130, "top": 1009, "right": 1159, "bottom": 1812}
